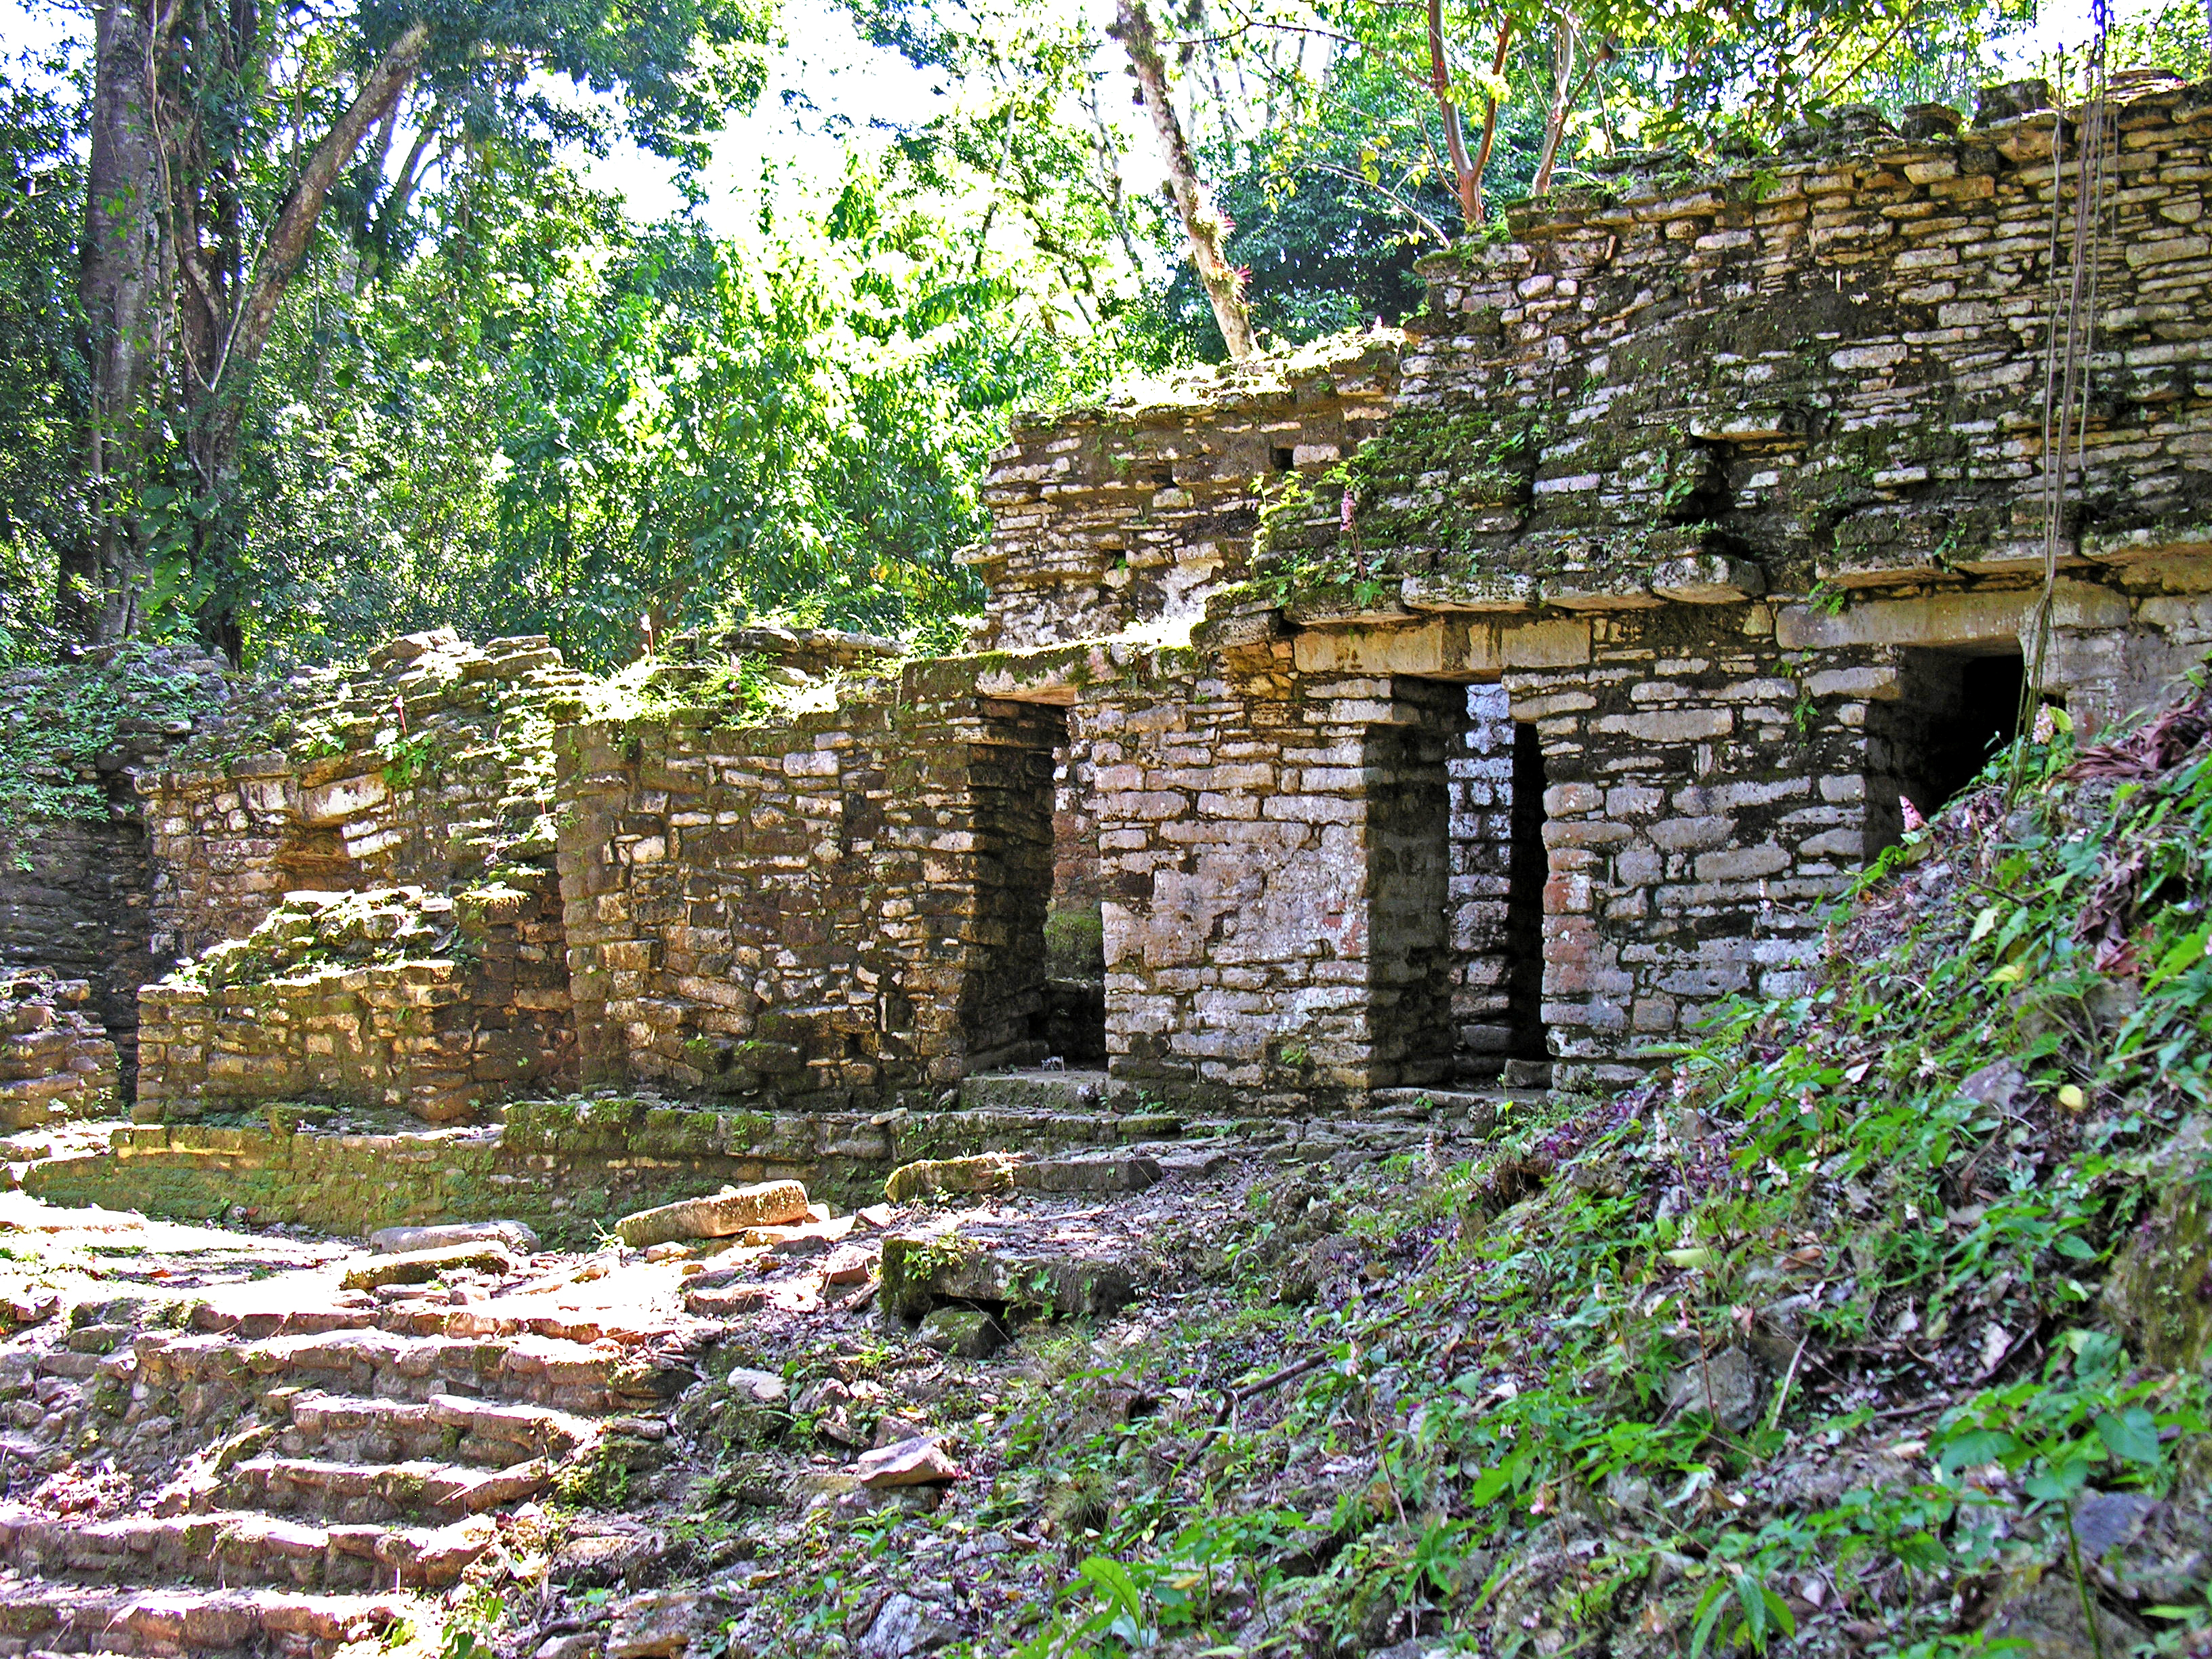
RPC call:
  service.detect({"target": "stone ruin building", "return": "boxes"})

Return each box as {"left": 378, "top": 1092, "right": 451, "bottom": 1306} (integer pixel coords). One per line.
{"left": 5, "top": 72, "right": 2212, "bottom": 1238}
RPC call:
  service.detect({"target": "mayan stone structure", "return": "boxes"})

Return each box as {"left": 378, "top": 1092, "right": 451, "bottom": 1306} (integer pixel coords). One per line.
{"left": 135, "top": 880, "right": 573, "bottom": 1124}
{"left": 0, "top": 968, "right": 121, "bottom": 1130}
{"left": 0, "top": 646, "right": 233, "bottom": 1077}
{"left": 5, "top": 75, "right": 2211, "bottom": 1139}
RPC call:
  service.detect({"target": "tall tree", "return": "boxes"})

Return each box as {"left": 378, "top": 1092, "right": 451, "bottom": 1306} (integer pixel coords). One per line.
{"left": 58, "top": 0, "right": 775, "bottom": 656}
{"left": 1110, "top": 0, "right": 1255, "bottom": 362}
{"left": 66, "top": 1, "right": 159, "bottom": 640}
{"left": 0, "top": 54, "right": 87, "bottom": 658}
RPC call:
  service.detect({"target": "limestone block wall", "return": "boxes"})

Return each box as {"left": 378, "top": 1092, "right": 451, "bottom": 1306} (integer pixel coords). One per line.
{"left": 1064, "top": 644, "right": 1476, "bottom": 1107}
{"left": 552, "top": 674, "right": 1071, "bottom": 1107}
{"left": 0, "top": 647, "right": 234, "bottom": 1076}
{"left": 136, "top": 876, "right": 573, "bottom": 1123}
{"left": 971, "top": 340, "right": 1398, "bottom": 652}
{"left": 0, "top": 968, "right": 121, "bottom": 1130}
{"left": 1275, "top": 79, "right": 2212, "bottom": 611}
{"left": 0, "top": 818, "right": 153, "bottom": 1077}
{"left": 1499, "top": 612, "right": 1885, "bottom": 1083}
{"left": 144, "top": 630, "right": 590, "bottom": 965}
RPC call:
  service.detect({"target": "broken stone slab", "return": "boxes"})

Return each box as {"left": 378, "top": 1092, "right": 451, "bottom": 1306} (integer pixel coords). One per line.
{"left": 918, "top": 1307, "right": 1006, "bottom": 1359}
{"left": 880, "top": 1233, "right": 1139, "bottom": 1322}
{"left": 883, "top": 1154, "right": 1017, "bottom": 1204}
{"left": 724, "top": 1368, "right": 787, "bottom": 1406}
{"left": 615, "top": 1181, "right": 810, "bottom": 1248}
{"left": 856, "top": 1592, "right": 960, "bottom": 1659}
{"left": 605, "top": 1589, "right": 713, "bottom": 1659}
{"left": 368, "top": 1221, "right": 539, "bottom": 1256}
{"left": 884, "top": 1150, "right": 1162, "bottom": 1204}
{"left": 1369, "top": 1088, "right": 1502, "bottom": 1132}
{"left": 749, "top": 1216, "right": 855, "bottom": 1250}
{"left": 855, "top": 1435, "right": 960, "bottom": 1488}
{"left": 1664, "top": 1345, "right": 1762, "bottom": 1433}
{"left": 340, "top": 1243, "right": 516, "bottom": 1291}
{"left": 1012, "top": 1153, "right": 1162, "bottom": 1195}
{"left": 684, "top": 1283, "right": 766, "bottom": 1317}
{"left": 872, "top": 1412, "right": 928, "bottom": 1449}
{"left": 544, "top": 1530, "right": 663, "bottom": 1593}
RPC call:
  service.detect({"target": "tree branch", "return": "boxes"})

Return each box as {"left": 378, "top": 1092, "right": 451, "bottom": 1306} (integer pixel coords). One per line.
{"left": 1429, "top": 0, "right": 1479, "bottom": 230}
{"left": 213, "top": 20, "right": 430, "bottom": 409}
{"left": 1306, "top": 159, "right": 1452, "bottom": 247}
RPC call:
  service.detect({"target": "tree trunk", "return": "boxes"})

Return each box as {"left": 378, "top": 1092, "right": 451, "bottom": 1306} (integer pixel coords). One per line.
{"left": 1467, "top": 22, "right": 1515, "bottom": 230}
{"left": 1532, "top": 14, "right": 1580, "bottom": 198}
{"left": 1428, "top": 0, "right": 1480, "bottom": 232}
{"left": 1110, "top": 0, "right": 1256, "bottom": 361}
{"left": 67, "top": 0, "right": 162, "bottom": 642}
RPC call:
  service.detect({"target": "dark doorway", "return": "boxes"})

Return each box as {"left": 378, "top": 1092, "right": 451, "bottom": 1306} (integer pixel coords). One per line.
{"left": 1503, "top": 720, "right": 1551, "bottom": 1063}
{"left": 1044, "top": 737, "right": 1106, "bottom": 1067}
{"left": 1866, "top": 648, "right": 2025, "bottom": 856}
{"left": 962, "top": 700, "right": 1104, "bottom": 1075}
{"left": 962, "top": 702, "right": 1066, "bottom": 1073}
{"left": 1370, "top": 680, "right": 1465, "bottom": 1089}
{"left": 1446, "top": 689, "right": 1552, "bottom": 1083}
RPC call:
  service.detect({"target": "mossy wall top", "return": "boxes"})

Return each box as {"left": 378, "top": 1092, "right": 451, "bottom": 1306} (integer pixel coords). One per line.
{"left": 142, "top": 630, "right": 594, "bottom": 964}
{"left": 982, "top": 81, "right": 2212, "bottom": 638}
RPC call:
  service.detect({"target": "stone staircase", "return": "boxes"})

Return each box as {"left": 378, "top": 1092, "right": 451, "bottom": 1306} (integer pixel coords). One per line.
{"left": 0, "top": 1232, "right": 705, "bottom": 1657}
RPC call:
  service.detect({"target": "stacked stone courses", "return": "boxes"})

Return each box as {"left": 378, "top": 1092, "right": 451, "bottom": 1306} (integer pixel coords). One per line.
{"left": 966, "top": 75, "right": 2212, "bottom": 1094}
{"left": 0, "top": 969, "right": 121, "bottom": 1129}
{"left": 144, "top": 629, "right": 590, "bottom": 964}
{"left": 554, "top": 675, "right": 1068, "bottom": 1107}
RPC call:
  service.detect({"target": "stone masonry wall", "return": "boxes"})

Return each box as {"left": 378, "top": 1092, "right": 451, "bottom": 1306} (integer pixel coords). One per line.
{"left": 0, "top": 817, "right": 152, "bottom": 1077}
{"left": 144, "top": 630, "right": 590, "bottom": 965}
{"left": 975, "top": 77, "right": 2212, "bottom": 1090}
{"left": 0, "top": 968, "right": 121, "bottom": 1131}
{"left": 553, "top": 672, "right": 1071, "bottom": 1108}
{"left": 136, "top": 876, "right": 573, "bottom": 1123}
{"left": 972, "top": 340, "right": 1398, "bottom": 652}
{"left": 1252, "top": 79, "right": 2212, "bottom": 621}
{"left": 1065, "top": 642, "right": 1480, "bottom": 1109}
{"left": 1, "top": 646, "right": 233, "bottom": 1078}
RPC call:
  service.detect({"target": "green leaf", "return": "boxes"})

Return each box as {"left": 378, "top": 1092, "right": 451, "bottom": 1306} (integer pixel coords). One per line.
{"left": 1938, "top": 1429, "right": 2018, "bottom": 1474}
{"left": 1734, "top": 1571, "right": 1769, "bottom": 1641}
{"left": 1759, "top": 1586, "right": 1797, "bottom": 1645}
{"left": 1891, "top": 1532, "right": 1948, "bottom": 1570}
{"left": 1688, "top": 1582, "right": 1729, "bottom": 1659}
{"left": 2149, "top": 924, "right": 2211, "bottom": 989}
{"left": 2095, "top": 1408, "right": 2163, "bottom": 1467}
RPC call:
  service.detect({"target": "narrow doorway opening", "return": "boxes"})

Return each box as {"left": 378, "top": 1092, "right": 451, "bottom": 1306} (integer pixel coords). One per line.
{"left": 1044, "top": 738, "right": 1107, "bottom": 1067}
{"left": 1370, "top": 679, "right": 1465, "bottom": 1089}
{"left": 1448, "top": 688, "right": 1551, "bottom": 1084}
{"left": 1866, "top": 648, "right": 2026, "bottom": 857}
{"left": 962, "top": 702, "right": 1066, "bottom": 1073}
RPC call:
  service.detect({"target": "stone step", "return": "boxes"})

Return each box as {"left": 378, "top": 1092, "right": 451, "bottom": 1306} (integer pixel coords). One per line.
{"left": 218, "top": 1455, "right": 552, "bottom": 1524}
{"left": 0, "top": 1582, "right": 411, "bottom": 1656}
{"left": 276, "top": 1389, "right": 592, "bottom": 1469}
{"left": 0, "top": 1507, "right": 491, "bottom": 1591}
{"left": 133, "top": 1327, "right": 685, "bottom": 1418}
{"left": 186, "top": 1289, "right": 685, "bottom": 1351}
